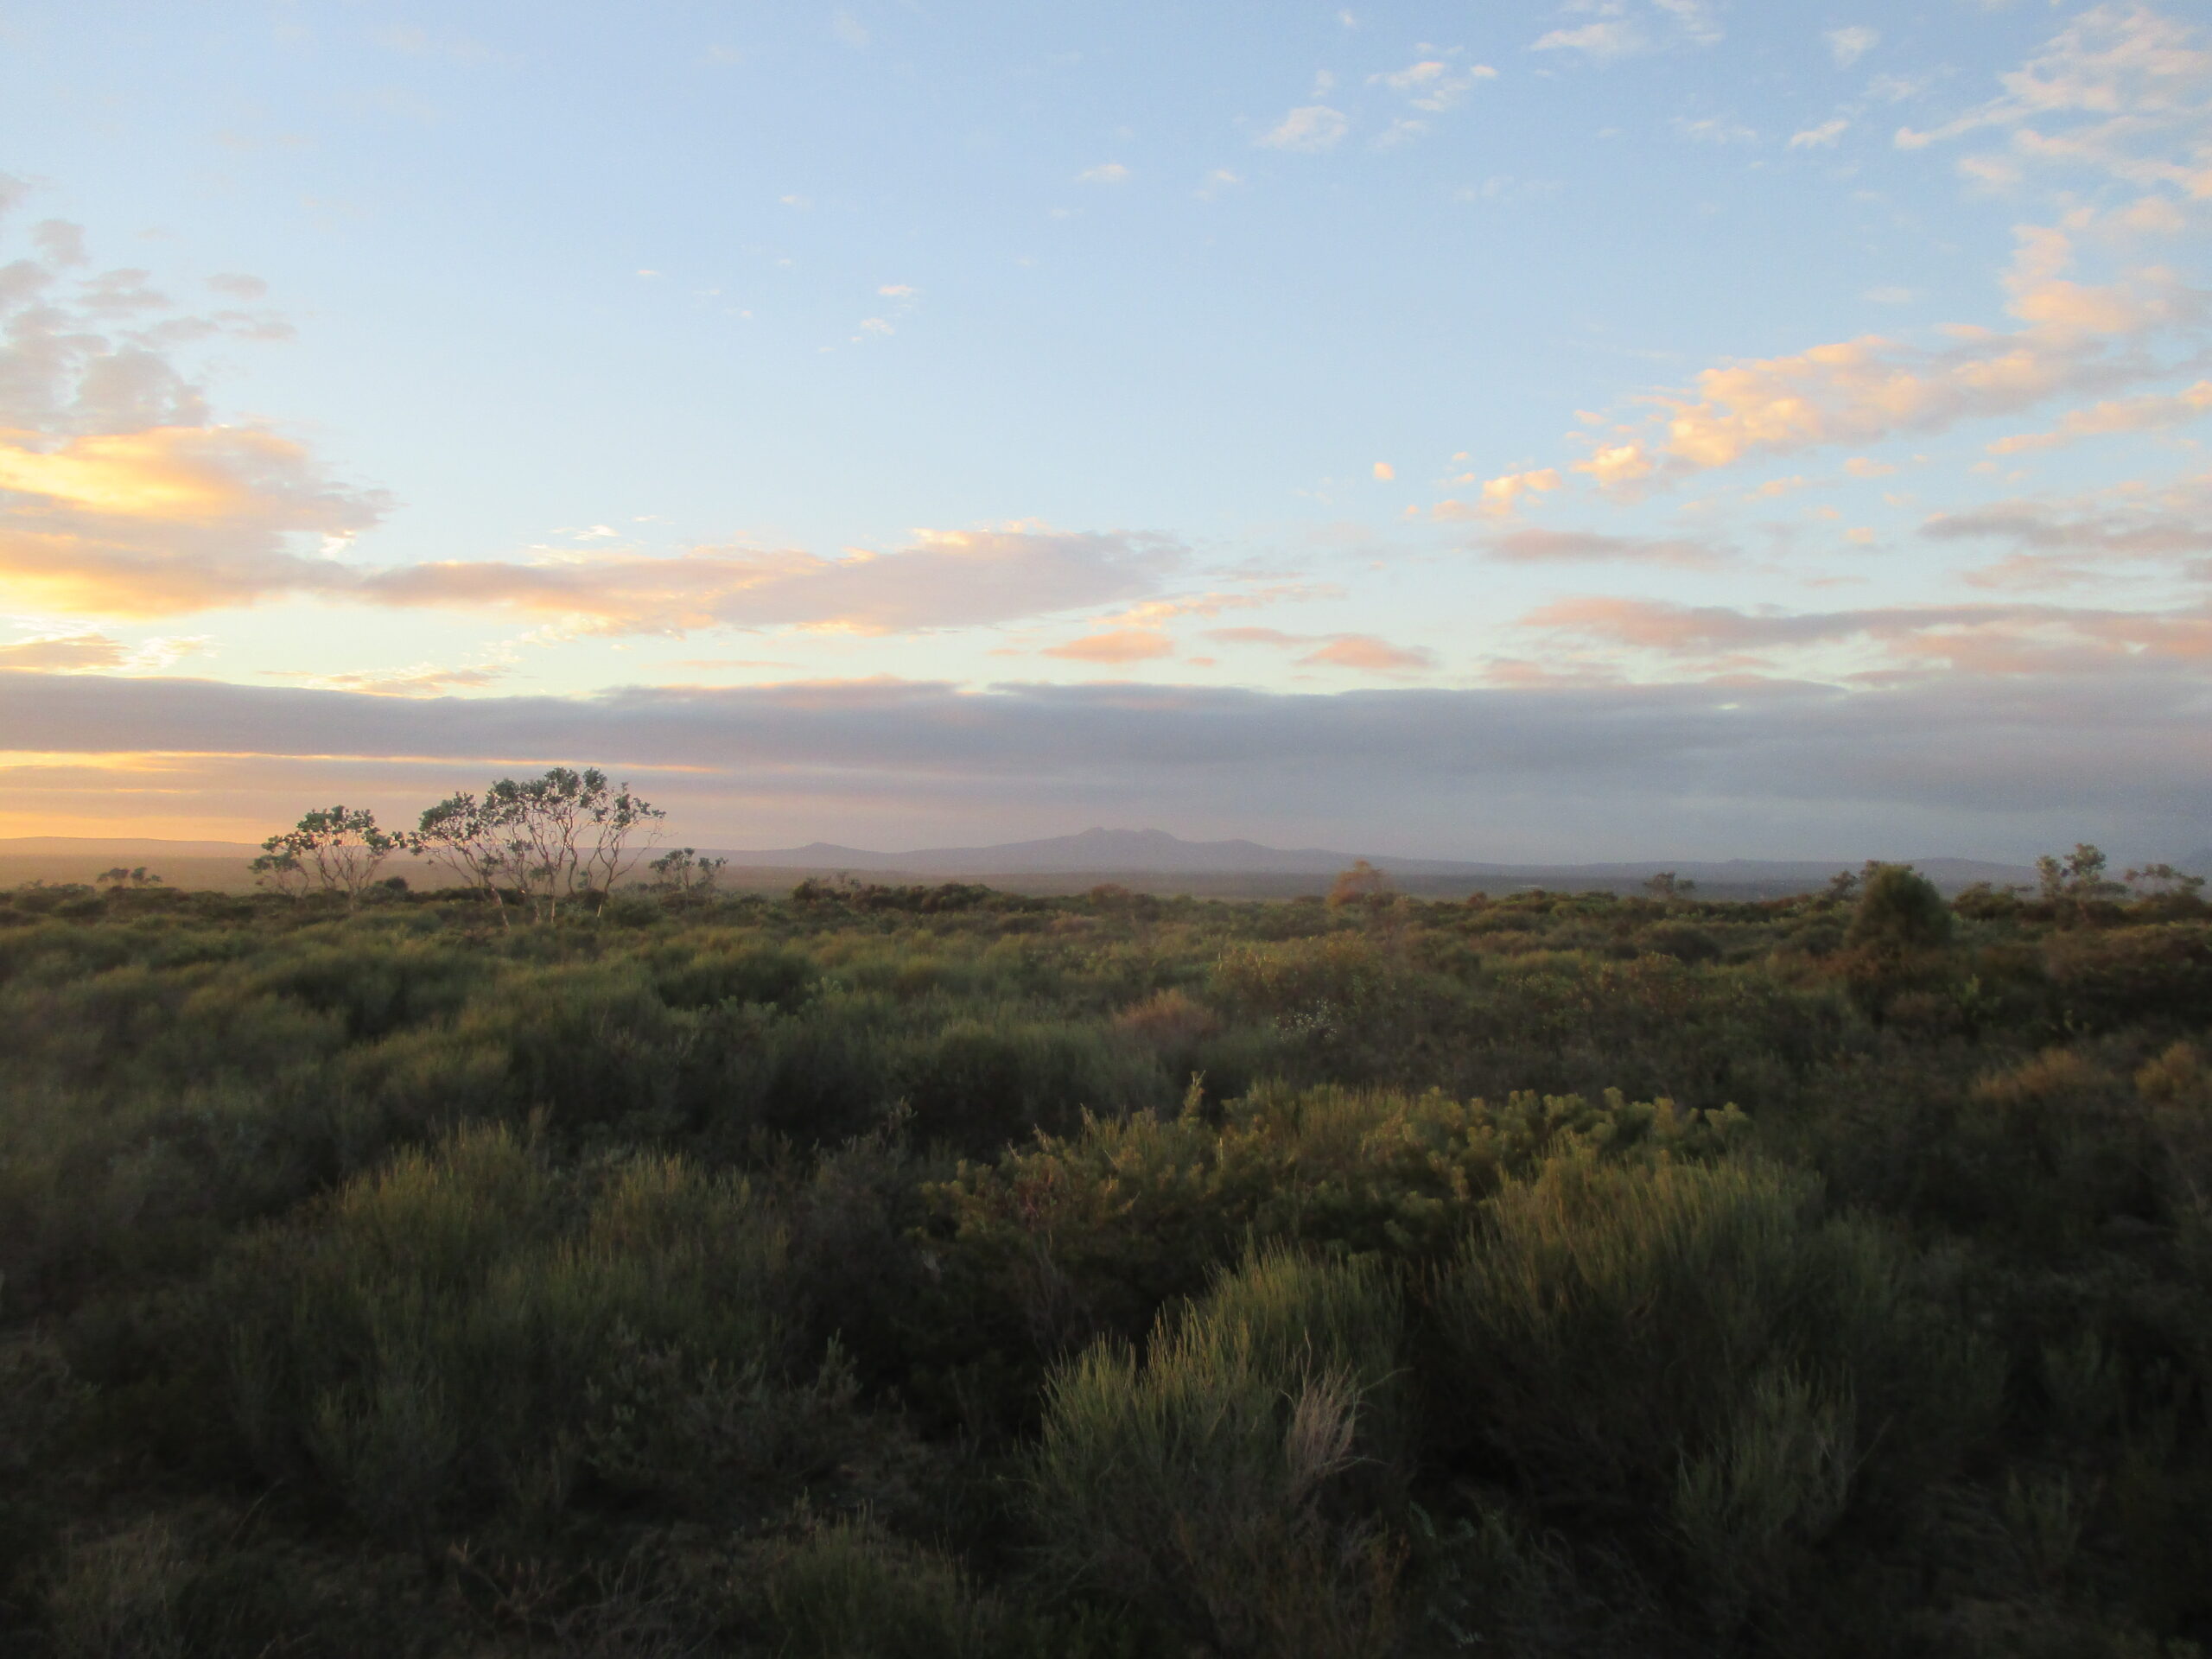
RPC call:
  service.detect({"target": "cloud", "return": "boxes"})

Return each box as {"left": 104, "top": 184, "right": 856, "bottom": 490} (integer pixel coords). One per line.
{"left": 1207, "top": 626, "right": 1435, "bottom": 675}
{"left": 1484, "top": 527, "right": 1731, "bottom": 568}
{"left": 32, "top": 221, "right": 88, "bottom": 266}
{"left": 1531, "top": 0, "right": 1719, "bottom": 61}
{"left": 1895, "top": 4, "right": 2212, "bottom": 198}
{"left": 1825, "top": 27, "right": 1879, "bottom": 69}
{"left": 1922, "top": 471, "right": 2212, "bottom": 585}
{"left": 1675, "top": 117, "right": 1758, "bottom": 145}
{"left": 207, "top": 272, "right": 269, "bottom": 301}
{"left": 1790, "top": 119, "right": 1849, "bottom": 149}
{"left": 1520, "top": 593, "right": 2212, "bottom": 674}
{"left": 0, "top": 628, "right": 203, "bottom": 674}
{"left": 1196, "top": 168, "right": 1242, "bottom": 199}
{"left": 1532, "top": 22, "right": 1645, "bottom": 60}
{"left": 1257, "top": 105, "right": 1351, "bottom": 151}
{"left": 0, "top": 213, "right": 369, "bottom": 617}
{"left": 1487, "top": 16, "right": 2212, "bottom": 499}
{"left": 0, "top": 425, "right": 387, "bottom": 614}
{"left": 1370, "top": 58, "right": 1497, "bottom": 112}
{"left": 1563, "top": 238, "right": 2203, "bottom": 490}
{"left": 271, "top": 664, "right": 512, "bottom": 696}
{"left": 358, "top": 528, "right": 1185, "bottom": 636}
{"left": 1653, "top": 0, "right": 1721, "bottom": 47}
{"left": 1433, "top": 467, "right": 1563, "bottom": 519}
{"left": 1302, "top": 634, "right": 1436, "bottom": 673}
{"left": 0, "top": 630, "right": 127, "bottom": 671}
{"left": 1371, "top": 461, "right": 1395, "bottom": 481}
{"left": 1986, "top": 379, "right": 2212, "bottom": 452}
{"left": 830, "top": 9, "right": 869, "bottom": 48}
{"left": 1568, "top": 442, "right": 1655, "bottom": 493}
{"left": 11, "top": 667, "right": 2212, "bottom": 857}
{"left": 1041, "top": 627, "right": 1174, "bottom": 663}
{"left": 1078, "top": 162, "right": 1131, "bottom": 184}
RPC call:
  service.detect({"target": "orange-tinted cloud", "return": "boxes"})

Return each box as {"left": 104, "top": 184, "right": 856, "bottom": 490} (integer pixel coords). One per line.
{"left": 1206, "top": 625, "right": 1435, "bottom": 675}
{"left": 1301, "top": 633, "right": 1435, "bottom": 672}
{"left": 1433, "top": 467, "right": 1561, "bottom": 519}
{"left": 1987, "top": 379, "right": 2212, "bottom": 453}
{"left": 1519, "top": 593, "right": 2212, "bottom": 673}
{"left": 1485, "top": 10, "right": 2212, "bottom": 503}
{"left": 0, "top": 225, "right": 385, "bottom": 618}
{"left": 0, "top": 631, "right": 127, "bottom": 671}
{"left": 1926, "top": 469, "right": 2212, "bottom": 587}
{"left": 364, "top": 528, "right": 1183, "bottom": 635}
{"left": 1042, "top": 626, "right": 1175, "bottom": 662}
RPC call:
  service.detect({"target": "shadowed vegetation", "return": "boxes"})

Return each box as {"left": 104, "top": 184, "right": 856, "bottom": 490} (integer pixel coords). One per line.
{"left": 1, "top": 864, "right": 2209, "bottom": 1654}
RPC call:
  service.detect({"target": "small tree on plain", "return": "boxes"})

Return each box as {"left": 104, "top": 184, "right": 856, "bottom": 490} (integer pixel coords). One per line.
{"left": 2125, "top": 862, "right": 2206, "bottom": 898}
{"left": 2037, "top": 842, "right": 2125, "bottom": 906}
{"left": 248, "top": 848, "right": 309, "bottom": 901}
{"left": 410, "top": 790, "right": 507, "bottom": 921}
{"left": 410, "top": 767, "right": 664, "bottom": 922}
{"left": 646, "top": 847, "right": 727, "bottom": 894}
{"left": 1645, "top": 871, "right": 1696, "bottom": 901}
{"left": 1327, "top": 860, "right": 1395, "bottom": 910}
{"left": 1847, "top": 863, "right": 1952, "bottom": 952}
{"left": 95, "top": 866, "right": 162, "bottom": 889}
{"left": 253, "top": 806, "right": 397, "bottom": 908}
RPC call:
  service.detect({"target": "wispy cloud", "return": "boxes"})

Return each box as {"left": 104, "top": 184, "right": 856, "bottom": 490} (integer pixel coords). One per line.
{"left": 1207, "top": 626, "right": 1436, "bottom": 675}
{"left": 1256, "top": 105, "right": 1351, "bottom": 151}
{"left": 1042, "top": 627, "right": 1174, "bottom": 663}
{"left": 1675, "top": 116, "right": 1757, "bottom": 145}
{"left": 1369, "top": 56, "right": 1497, "bottom": 112}
{"left": 1532, "top": 21, "right": 1645, "bottom": 61}
{"left": 1825, "top": 26, "right": 1879, "bottom": 69}
{"left": 356, "top": 528, "right": 1186, "bottom": 636}
{"left": 1484, "top": 527, "right": 1731, "bottom": 568}
{"left": 1986, "top": 380, "right": 2212, "bottom": 454}
{"left": 1520, "top": 593, "right": 2212, "bottom": 675}
{"left": 1789, "top": 119, "right": 1849, "bottom": 149}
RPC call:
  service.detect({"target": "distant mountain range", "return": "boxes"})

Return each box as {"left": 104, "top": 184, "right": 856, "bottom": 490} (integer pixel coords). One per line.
{"left": 709, "top": 827, "right": 2043, "bottom": 890}
{"left": 0, "top": 828, "right": 2088, "bottom": 897}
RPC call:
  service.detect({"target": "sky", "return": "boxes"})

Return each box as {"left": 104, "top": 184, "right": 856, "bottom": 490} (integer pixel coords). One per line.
{"left": 2, "top": 0, "right": 2209, "bottom": 861}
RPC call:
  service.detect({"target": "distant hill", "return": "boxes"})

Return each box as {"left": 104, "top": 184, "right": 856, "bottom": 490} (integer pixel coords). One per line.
{"left": 709, "top": 828, "right": 2039, "bottom": 894}
{"left": 0, "top": 830, "right": 2042, "bottom": 899}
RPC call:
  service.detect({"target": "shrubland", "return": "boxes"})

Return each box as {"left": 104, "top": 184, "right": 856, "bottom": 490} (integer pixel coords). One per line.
{"left": 0, "top": 867, "right": 2209, "bottom": 1655}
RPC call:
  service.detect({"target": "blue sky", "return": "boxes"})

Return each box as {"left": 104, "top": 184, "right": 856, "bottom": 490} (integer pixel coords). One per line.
{"left": 3, "top": 2, "right": 2209, "bottom": 860}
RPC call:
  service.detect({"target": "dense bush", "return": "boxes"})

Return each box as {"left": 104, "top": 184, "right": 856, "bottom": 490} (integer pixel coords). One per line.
{"left": 2, "top": 874, "right": 2209, "bottom": 1654}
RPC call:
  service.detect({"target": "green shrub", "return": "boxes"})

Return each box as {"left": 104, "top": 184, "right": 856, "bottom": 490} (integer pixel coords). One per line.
{"left": 1031, "top": 1247, "right": 1406, "bottom": 1657}
{"left": 219, "top": 1125, "right": 816, "bottom": 1546}
{"left": 929, "top": 1082, "right": 1750, "bottom": 1364}
{"left": 2045, "top": 925, "right": 2212, "bottom": 1028}
{"left": 897, "top": 1013, "right": 1167, "bottom": 1154}
{"left": 1433, "top": 1152, "right": 1999, "bottom": 1630}
{"left": 739, "top": 1515, "right": 1055, "bottom": 1659}
{"left": 1848, "top": 865, "right": 1954, "bottom": 952}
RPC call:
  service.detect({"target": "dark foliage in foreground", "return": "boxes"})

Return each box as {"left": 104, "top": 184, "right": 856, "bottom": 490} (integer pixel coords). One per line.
{"left": 2, "top": 869, "right": 2209, "bottom": 1655}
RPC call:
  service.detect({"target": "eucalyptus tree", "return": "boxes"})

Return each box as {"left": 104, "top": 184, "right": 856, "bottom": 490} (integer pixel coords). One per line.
{"left": 252, "top": 805, "right": 397, "bottom": 906}
{"left": 411, "top": 767, "right": 664, "bottom": 922}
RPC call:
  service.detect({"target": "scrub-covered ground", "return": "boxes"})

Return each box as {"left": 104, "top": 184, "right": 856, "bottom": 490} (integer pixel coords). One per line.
{"left": 2, "top": 868, "right": 2208, "bottom": 1656}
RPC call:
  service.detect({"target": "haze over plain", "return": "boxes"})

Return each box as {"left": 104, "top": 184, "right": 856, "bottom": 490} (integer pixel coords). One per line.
{"left": 3, "top": 2, "right": 2209, "bottom": 862}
